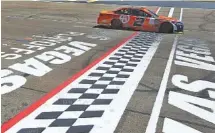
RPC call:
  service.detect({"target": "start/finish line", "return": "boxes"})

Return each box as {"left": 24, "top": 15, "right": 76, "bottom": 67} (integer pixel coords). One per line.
{"left": 2, "top": 32, "right": 162, "bottom": 133}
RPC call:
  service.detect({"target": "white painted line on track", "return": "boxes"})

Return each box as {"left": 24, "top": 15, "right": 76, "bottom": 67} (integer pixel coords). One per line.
{"left": 145, "top": 36, "right": 178, "bottom": 133}
{"left": 156, "top": 7, "right": 161, "bottom": 14}
{"left": 168, "top": 8, "right": 175, "bottom": 17}
{"left": 179, "top": 8, "right": 183, "bottom": 21}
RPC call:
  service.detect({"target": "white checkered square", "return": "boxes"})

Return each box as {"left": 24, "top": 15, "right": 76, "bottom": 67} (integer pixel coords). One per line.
{"left": 84, "top": 76, "right": 101, "bottom": 81}
{"left": 75, "top": 84, "right": 92, "bottom": 88}
{"left": 73, "top": 99, "right": 94, "bottom": 105}
{"left": 97, "top": 94, "right": 116, "bottom": 99}
{"left": 85, "top": 89, "right": 103, "bottom": 94}
{"left": 109, "top": 67, "right": 122, "bottom": 71}
{"left": 114, "top": 62, "right": 127, "bottom": 66}
{"left": 106, "top": 85, "right": 121, "bottom": 89}
{"left": 94, "top": 80, "right": 111, "bottom": 85}
{"left": 102, "top": 73, "right": 118, "bottom": 77}
{"left": 92, "top": 69, "right": 107, "bottom": 73}
{"left": 42, "top": 127, "right": 69, "bottom": 133}
{"left": 58, "top": 111, "right": 83, "bottom": 119}
{"left": 112, "top": 77, "right": 127, "bottom": 82}
{"left": 119, "top": 58, "right": 130, "bottom": 62}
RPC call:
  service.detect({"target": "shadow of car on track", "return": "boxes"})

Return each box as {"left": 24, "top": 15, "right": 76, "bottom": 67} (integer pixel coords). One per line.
{"left": 93, "top": 25, "right": 177, "bottom": 34}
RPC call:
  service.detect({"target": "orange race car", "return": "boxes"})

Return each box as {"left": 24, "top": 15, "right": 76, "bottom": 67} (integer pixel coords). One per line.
{"left": 97, "top": 7, "right": 184, "bottom": 33}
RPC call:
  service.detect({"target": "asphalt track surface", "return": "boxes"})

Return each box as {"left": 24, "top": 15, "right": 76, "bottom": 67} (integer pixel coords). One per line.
{"left": 1, "top": 1, "right": 215, "bottom": 133}
{"left": 79, "top": 1, "right": 215, "bottom": 9}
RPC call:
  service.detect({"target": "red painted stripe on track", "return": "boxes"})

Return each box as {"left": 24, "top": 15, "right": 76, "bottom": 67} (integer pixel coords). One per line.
{"left": 1, "top": 32, "right": 138, "bottom": 133}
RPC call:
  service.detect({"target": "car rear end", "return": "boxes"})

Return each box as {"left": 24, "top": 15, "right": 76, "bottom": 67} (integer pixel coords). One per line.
{"left": 159, "top": 15, "right": 184, "bottom": 33}
{"left": 97, "top": 10, "right": 114, "bottom": 26}
{"left": 171, "top": 20, "right": 184, "bottom": 33}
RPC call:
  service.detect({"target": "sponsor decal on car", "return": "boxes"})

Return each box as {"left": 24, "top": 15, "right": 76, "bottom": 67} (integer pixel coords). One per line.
{"left": 119, "top": 15, "right": 130, "bottom": 24}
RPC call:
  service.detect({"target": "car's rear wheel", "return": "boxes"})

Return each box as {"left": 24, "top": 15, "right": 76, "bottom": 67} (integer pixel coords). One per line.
{"left": 111, "top": 19, "right": 122, "bottom": 29}
{"left": 159, "top": 22, "right": 173, "bottom": 33}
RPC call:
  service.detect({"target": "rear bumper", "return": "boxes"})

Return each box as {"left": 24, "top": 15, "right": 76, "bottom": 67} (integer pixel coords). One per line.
{"left": 174, "top": 22, "right": 184, "bottom": 32}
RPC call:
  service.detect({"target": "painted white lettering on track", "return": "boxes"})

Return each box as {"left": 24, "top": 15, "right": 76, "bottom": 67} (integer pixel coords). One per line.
{"left": 1, "top": 32, "right": 101, "bottom": 94}
{"left": 68, "top": 41, "right": 97, "bottom": 51}
{"left": 1, "top": 69, "right": 26, "bottom": 95}
{"left": 180, "top": 42, "right": 208, "bottom": 49}
{"left": 163, "top": 118, "right": 202, "bottom": 133}
{"left": 22, "top": 44, "right": 46, "bottom": 51}
{"left": 87, "top": 35, "right": 110, "bottom": 40}
{"left": 175, "top": 38, "right": 215, "bottom": 71}
{"left": 177, "top": 45, "right": 211, "bottom": 55}
{"left": 208, "top": 91, "right": 215, "bottom": 99}
{"left": 69, "top": 32, "right": 85, "bottom": 36}
{"left": 9, "top": 58, "right": 52, "bottom": 77}
{"left": 176, "top": 50, "right": 215, "bottom": 62}
{"left": 175, "top": 55, "right": 215, "bottom": 71}
{"left": 1, "top": 31, "right": 95, "bottom": 94}
{"left": 54, "top": 45, "right": 81, "bottom": 54}
{"left": 168, "top": 91, "right": 215, "bottom": 124}
{"left": 1, "top": 53, "right": 22, "bottom": 60}
{"left": 30, "top": 41, "right": 56, "bottom": 47}
{"left": 11, "top": 47, "right": 35, "bottom": 55}
{"left": 35, "top": 51, "right": 71, "bottom": 65}
{"left": 172, "top": 74, "right": 215, "bottom": 93}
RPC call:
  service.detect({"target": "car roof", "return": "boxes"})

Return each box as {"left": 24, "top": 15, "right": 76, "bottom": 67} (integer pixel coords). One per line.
{"left": 117, "top": 7, "right": 147, "bottom": 10}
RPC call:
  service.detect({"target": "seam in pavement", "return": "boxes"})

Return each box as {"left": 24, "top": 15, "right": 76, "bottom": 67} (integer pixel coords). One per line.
{"left": 136, "top": 89, "right": 158, "bottom": 93}
{"left": 139, "top": 83, "right": 156, "bottom": 90}
{"left": 21, "top": 86, "right": 47, "bottom": 93}
{"left": 83, "top": 50, "right": 103, "bottom": 69}
{"left": 125, "top": 109, "right": 215, "bottom": 130}
{"left": 153, "top": 56, "right": 169, "bottom": 60}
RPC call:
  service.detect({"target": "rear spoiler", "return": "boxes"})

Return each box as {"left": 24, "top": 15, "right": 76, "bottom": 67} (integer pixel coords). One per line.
{"left": 100, "top": 10, "right": 113, "bottom": 14}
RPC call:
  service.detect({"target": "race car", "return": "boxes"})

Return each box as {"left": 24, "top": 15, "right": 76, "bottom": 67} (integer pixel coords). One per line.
{"left": 97, "top": 7, "right": 184, "bottom": 33}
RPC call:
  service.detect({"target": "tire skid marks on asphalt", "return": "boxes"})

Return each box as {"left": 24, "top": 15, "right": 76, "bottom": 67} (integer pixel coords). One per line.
{"left": 4, "top": 32, "right": 162, "bottom": 133}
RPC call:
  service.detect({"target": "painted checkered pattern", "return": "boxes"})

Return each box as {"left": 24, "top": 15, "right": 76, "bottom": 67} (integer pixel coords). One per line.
{"left": 7, "top": 32, "right": 161, "bottom": 133}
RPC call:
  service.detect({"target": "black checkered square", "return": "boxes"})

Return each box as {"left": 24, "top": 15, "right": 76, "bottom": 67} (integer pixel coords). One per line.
{"left": 17, "top": 128, "right": 45, "bottom": 133}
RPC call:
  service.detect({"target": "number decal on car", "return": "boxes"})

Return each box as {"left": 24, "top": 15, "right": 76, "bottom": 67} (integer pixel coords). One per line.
{"left": 119, "top": 15, "right": 130, "bottom": 24}
{"left": 133, "top": 17, "right": 145, "bottom": 26}
{"left": 149, "top": 18, "right": 160, "bottom": 27}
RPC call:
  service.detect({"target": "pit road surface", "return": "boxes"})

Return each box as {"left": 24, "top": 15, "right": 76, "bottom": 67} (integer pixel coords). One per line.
{"left": 1, "top": 2, "right": 215, "bottom": 133}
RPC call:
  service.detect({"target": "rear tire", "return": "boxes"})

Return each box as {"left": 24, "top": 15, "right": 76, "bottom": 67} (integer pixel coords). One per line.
{"left": 111, "top": 19, "right": 122, "bottom": 29}
{"left": 159, "top": 22, "right": 173, "bottom": 33}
